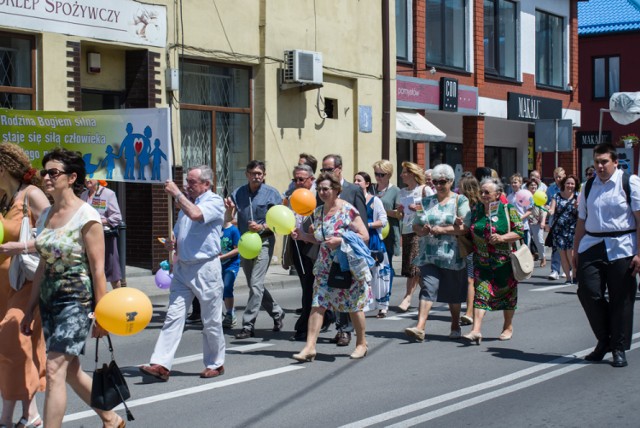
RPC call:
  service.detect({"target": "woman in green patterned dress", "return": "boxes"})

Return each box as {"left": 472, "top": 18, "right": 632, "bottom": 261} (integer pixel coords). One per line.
{"left": 463, "top": 178, "right": 524, "bottom": 345}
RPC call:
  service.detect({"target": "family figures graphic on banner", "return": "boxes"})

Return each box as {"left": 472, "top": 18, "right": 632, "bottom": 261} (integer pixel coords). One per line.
{"left": 82, "top": 122, "right": 167, "bottom": 181}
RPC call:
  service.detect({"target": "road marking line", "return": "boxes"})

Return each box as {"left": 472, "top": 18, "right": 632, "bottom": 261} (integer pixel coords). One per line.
{"left": 150, "top": 343, "right": 273, "bottom": 366}
{"left": 62, "top": 365, "right": 304, "bottom": 423}
{"left": 530, "top": 283, "right": 575, "bottom": 292}
{"left": 340, "top": 333, "right": 640, "bottom": 428}
{"left": 385, "top": 308, "right": 448, "bottom": 321}
{"left": 389, "top": 340, "right": 640, "bottom": 428}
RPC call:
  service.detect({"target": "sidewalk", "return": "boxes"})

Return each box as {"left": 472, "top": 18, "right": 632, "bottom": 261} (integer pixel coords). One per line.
{"left": 123, "top": 258, "right": 405, "bottom": 299}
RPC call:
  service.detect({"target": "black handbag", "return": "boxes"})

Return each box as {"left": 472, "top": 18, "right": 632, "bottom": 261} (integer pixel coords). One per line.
{"left": 328, "top": 261, "right": 353, "bottom": 289}
{"left": 91, "top": 336, "right": 135, "bottom": 421}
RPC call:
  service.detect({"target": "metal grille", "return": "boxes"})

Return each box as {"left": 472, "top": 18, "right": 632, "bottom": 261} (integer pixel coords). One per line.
{"left": 180, "top": 109, "right": 212, "bottom": 172}
{"left": 0, "top": 48, "right": 16, "bottom": 86}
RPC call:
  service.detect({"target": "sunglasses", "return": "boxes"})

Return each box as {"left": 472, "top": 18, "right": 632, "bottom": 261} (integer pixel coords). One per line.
{"left": 433, "top": 179, "right": 449, "bottom": 186}
{"left": 374, "top": 172, "right": 387, "bottom": 178}
{"left": 320, "top": 167, "right": 336, "bottom": 173}
{"left": 292, "top": 177, "right": 310, "bottom": 183}
{"left": 317, "top": 186, "right": 333, "bottom": 192}
{"left": 40, "top": 168, "right": 68, "bottom": 179}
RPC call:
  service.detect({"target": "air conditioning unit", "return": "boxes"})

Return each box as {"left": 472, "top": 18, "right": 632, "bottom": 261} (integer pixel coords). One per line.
{"left": 283, "top": 50, "right": 323, "bottom": 85}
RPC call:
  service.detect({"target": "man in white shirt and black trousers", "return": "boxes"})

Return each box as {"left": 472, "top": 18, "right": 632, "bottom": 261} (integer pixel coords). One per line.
{"left": 574, "top": 143, "right": 640, "bottom": 368}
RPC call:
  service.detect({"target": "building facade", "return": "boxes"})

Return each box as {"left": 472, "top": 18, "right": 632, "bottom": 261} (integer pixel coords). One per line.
{"left": 396, "top": 0, "right": 582, "bottom": 183}
{"left": 0, "top": 0, "right": 391, "bottom": 270}
{"left": 578, "top": 0, "right": 640, "bottom": 179}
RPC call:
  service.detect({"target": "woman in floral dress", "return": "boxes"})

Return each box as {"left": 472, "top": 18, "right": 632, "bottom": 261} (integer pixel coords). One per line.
{"left": 463, "top": 178, "right": 524, "bottom": 345}
{"left": 21, "top": 148, "right": 124, "bottom": 428}
{"left": 547, "top": 175, "right": 579, "bottom": 284}
{"left": 291, "top": 173, "right": 370, "bottom": 362}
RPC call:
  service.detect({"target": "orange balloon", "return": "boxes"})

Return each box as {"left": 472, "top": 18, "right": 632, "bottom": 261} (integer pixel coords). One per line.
{"left": 94, "top": 288, "right": 153, "bottom": 336}
{"left": 290, "top": 188, "right": 317, "bottom": 216}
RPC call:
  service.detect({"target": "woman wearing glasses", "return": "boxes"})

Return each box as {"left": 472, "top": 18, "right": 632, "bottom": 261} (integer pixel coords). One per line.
{"left": 404, "top": 164, "right": 470, "bottom": 342}
{"left": 396, "top": 161, "right": 433, "bottom": 312}
{"left": 463, "top": 178, "right": 524, "bottom": 345}
{"left": 21, "top": 148, "right": 125, "bottom": 428}
{"left": 0, "top": 142, "right": 49, "bottom": 428}
{"left": 291, "top": 172, "right": 370, "bottom": 362}
{"left": 372, "top": 160, "right": 401, "bottom": 290}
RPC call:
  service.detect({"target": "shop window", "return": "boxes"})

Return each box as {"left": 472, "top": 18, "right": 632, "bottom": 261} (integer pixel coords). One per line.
{"left": 429, "top": 142, "right": 463, "bottom": 185}
{"left": 593, "top": 56, "right": 620, "bottom": 100}
{"left": 484, "top": 0, "right": 517, "bottom": 79}
{"left": 484, "top": 146, "right": 516, "bottom": 181}
{"left": 180, "top": 61, "right": 251, "bottom": 196}
{"left": 535, "top": 10, "right": 565, "bottom": 88}
{"left": 0, "top": 33, "right": 35, "bottom": 110}
{"left": 396, "top": 0, "right": 413, "bottom": 62}
{"left": 426, "top": 0, "right": 467, "bottom": 70}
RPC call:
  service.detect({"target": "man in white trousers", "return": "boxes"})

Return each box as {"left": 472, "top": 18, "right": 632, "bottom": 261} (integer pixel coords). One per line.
{"left": 140, "top": 165, "right": 226, "bottom": 381}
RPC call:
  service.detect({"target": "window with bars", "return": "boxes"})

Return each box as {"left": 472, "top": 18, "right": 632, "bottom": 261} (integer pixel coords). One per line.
{"left": 180, "top": 61, "right": 251, "bottom": 197}
{"left": 0, "top": 33, "right": 35, "bottom": 110}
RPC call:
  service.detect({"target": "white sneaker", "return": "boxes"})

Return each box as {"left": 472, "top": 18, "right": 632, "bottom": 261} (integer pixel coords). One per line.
{"left": 548, "top": 271, "right": 560, "bottom": 280}
{"left": 561, "top": 272, "right": 567, "bottom": 278}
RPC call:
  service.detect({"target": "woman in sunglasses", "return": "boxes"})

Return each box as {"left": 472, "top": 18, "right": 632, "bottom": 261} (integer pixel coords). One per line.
{"left": 404, "top": 164, "right": 470, "bottom": 342}
{"left": 463, "top": 178, "right": 524, "bottom": 345}
{"left": 0, "top": 142, "right": 49, "bottom": 428}
{"left": 291, "top": 172, "right": 370, "bottom": 362}
{"left": 21, "top": 148, "right": 125, "bottom": 428}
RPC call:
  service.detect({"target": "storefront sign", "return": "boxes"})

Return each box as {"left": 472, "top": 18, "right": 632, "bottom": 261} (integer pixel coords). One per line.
{"left": 576, "top": 131, "right": 611, "bottom": 148}
{"left": 0, "top": 108, "right": 172, "bottom": 183}
{"left": 507, "top": 92, "right": 562, "bottom": 123}
{"left": 439, "top": 77, "right": 458, "bottom": 112}
{"left": 0, "top": 0, "right": 166, "bottom": 48}
{"left": 397, "top": 75, "right": 477, "bottom": 115}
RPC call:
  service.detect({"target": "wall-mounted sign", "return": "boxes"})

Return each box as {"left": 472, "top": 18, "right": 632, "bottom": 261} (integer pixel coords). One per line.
{"left": 507, "top": 92, "right": 562, "bottom": 123}
{"left": 439, "top": 77, "right": 458, "bottom": 112}
{"left": 397, "top": 75, "right": 478, "bottom": 115}
{"left": 358, "top": 105, "right": 372, "bottom": 133}
{"left": 576, "top": 131, "right": 612, "bottom": 148}
{"left": 0, "top": 0, "right": 167, "bottom": 48}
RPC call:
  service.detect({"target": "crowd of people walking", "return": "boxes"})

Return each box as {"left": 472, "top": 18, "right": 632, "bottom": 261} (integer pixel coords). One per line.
{"left": 1, "top": 141, "right": 638, "bottom": 427}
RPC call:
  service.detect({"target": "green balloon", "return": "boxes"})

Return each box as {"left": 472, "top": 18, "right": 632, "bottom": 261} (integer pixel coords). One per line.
{"left": 266, "top": 205, "right": 296, "bottom": 235}
{"left": 0, "top": 221, "right": 4, "bottom": 243}
{"left": 238, "top": 232, "right": 262, "bottom": 259}
{"left": 381, "top": 222, "right": 390, "bottom": 239}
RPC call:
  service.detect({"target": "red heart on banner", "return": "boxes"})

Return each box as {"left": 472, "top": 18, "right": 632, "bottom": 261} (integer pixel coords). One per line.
{"left": 134, "top": 138, "right": 143, "bottom": 155}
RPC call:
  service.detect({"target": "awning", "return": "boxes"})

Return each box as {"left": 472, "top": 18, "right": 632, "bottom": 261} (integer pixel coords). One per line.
{"left": 396, "top": 111, "right": 446, "bottom": 142}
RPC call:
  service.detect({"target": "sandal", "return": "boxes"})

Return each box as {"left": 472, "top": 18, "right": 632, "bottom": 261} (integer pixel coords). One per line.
{"left": 15, "top": 415, "right": 42, "bottom": 428}
{"left": 376, "top": 311, "right": 387, "bottom": 319}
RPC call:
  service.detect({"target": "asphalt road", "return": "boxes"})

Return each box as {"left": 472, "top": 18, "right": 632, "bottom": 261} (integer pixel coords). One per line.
{"left": 55, "top": 267, "right": 640, "bottom": 428}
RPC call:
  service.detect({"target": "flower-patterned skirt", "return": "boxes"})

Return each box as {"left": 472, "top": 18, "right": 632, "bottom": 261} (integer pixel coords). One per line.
{"left": 39, "top": 270, "right": 93, "bottom": 356}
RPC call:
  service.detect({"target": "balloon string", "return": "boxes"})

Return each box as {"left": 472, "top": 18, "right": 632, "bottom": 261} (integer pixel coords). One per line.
{"left": 293, "top": 239, "right": 305, "bottom": 275}
{"left": 249, "top": 196, "right": 254, "bottom": 223}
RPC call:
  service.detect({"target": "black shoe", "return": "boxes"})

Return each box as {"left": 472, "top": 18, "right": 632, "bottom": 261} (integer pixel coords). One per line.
{"left": 585, "top": 341, "right": 610, "bottom": 362}
{"left": 336, "top": 331, "right": 351, "bottom": 347}
{"left": 289, "top": 334, "right": 307, "bottom": 342}
{"left": 273, "top": 313, "right": 285, "bottom": 332}
{"left": 611, "top": 350, "right": 628, "bottom": 367}
{"left": 235, "top": 328, "right": 255, "bottom": 339}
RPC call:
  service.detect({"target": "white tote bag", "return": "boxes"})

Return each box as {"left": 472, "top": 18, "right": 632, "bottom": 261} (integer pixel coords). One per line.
{"left": 8, "top": 192, "right": 40, "bottom": 291}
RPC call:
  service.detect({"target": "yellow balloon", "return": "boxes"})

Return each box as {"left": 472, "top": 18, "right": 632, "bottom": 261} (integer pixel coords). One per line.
{"left": 381, "top": 222, "right": 390, "bottom": 239}
{"left": 95, "top": 288, "right": 153, "bottom": 336}
{"left": 266, "top": 205, "right": 296, "bottom": 235}
{"left": 0, "top": 221, "right": 4, "bottom": 243}
{"left": 533, "top": 190, "right": 548, "bottom": 206}
{"left": 238, "top": 232, "right": 262, "bottom": 259}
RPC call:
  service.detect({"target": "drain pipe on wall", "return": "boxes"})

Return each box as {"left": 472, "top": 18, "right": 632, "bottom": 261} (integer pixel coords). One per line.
{"left": 381, "top": 0, "right": 391, "bottom": 160}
